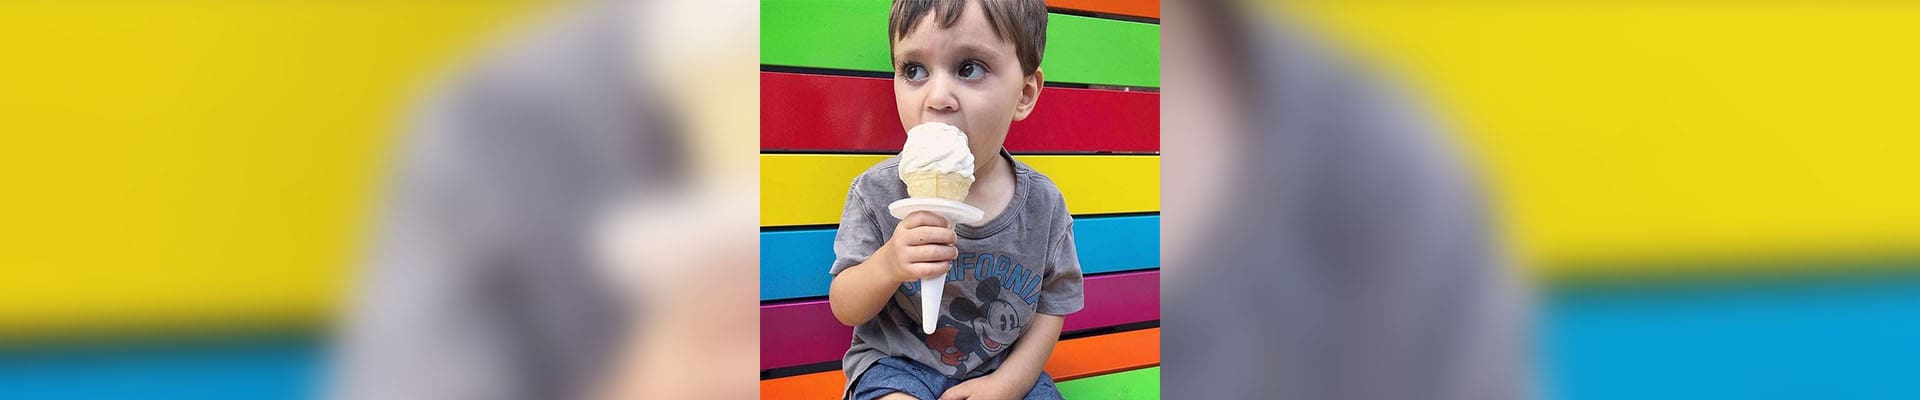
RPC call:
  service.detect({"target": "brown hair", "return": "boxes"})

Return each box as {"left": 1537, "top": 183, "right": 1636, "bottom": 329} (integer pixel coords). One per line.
{"left": 889, "top": 0, "right": 1048, "bottom": 75}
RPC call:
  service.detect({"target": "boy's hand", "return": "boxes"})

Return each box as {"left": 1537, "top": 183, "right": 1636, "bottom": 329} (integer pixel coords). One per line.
{"left": 939, "top": 373, "right": 1026, "bottom": 400}
{"left": 886, "top": 211, "right": 958, "bottom": 282}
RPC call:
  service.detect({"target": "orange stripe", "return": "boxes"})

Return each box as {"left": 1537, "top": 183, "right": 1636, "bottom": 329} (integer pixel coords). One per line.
{"left": 760, "top": 371, "right": 844, "bottom": 399}
{"left": 1043, "top": 327, "right": 1161, "bottom": 380}
{"left": 760, "top": 328, "right": 1161, "bottom": 398}
{"left": 1047, "top": 0, "right": 1159, "bottom": 19}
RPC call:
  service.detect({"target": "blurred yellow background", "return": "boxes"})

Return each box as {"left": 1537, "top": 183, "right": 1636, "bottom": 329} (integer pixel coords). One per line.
{"left": 0, "top": 2, "right": 547, "bottom": 338}
{"left": 4, "top": 0, "right": 1918, "bottom": 360}
{"left": 1286, "top": 3, "right": 1920, "bottom": 276}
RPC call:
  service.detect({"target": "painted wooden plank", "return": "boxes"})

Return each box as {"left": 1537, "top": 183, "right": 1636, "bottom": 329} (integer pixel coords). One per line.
{"left": 757, "top": 370, "right": 843, "bottom": 400}
{"left": 762, "top": 214, "right": 1159, "bottom": 301}
{"left": 761, "top": 154, "right": 1159, "bottom": 227}
{"left": 762, "top": 0, "right": 1159, "bottom": 87}
{"left": 1047, "top": 0, "right": 1160, "bottom": 20}
{"left": 760, "top": 328, "right": 1161, "bottom": 398}
{"left": 1055, "top": 366, "right": 1161, "bottom": 399}
{"left": 1036, "top": 12, "right": 1160, "bottom": 87}
{"left": 760, "top": 72, "right": 1159, "bottom": 154}
{"left": 761, "top": 270, "right": 1160, "bottom": 370}
{"left": 1041, "top": 326, "right": 1160, "bottom": 381}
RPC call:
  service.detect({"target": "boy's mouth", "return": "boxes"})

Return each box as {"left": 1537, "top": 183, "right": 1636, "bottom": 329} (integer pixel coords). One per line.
{"left": 920, "top": 119, "right": 965, "bottom": 133}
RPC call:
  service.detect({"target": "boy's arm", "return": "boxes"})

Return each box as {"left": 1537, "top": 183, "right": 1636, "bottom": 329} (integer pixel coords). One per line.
{"left": 830, "top": 211, "right": 957, "bottom": 326}
{"left": 828, "top": 245, "right": 906, "bottom": 326}
{"left": 940, "top": 313, "right": 1064, "bottom": 400}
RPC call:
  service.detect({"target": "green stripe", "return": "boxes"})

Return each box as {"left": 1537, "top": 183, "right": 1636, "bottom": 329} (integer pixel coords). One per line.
{"left": 1044, "top": 13, "right": 1160, "bottom": 87}
{"left": 1056, "top": 367, "right": 1161, "bottom": 399}
{"left": 761, "top": 0, "right": 1160, "bottom": 88}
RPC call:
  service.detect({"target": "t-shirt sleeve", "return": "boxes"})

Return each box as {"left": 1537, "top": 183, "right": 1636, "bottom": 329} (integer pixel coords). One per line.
{"left": 1037, "top": 219, "right": 1086, "bottom": 315}
{"left": 829, "top": 180, "right": 888, "bottom": 275}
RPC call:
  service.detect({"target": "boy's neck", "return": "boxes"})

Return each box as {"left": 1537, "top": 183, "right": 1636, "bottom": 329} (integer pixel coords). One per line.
{"left": 965, "top": 150, "right": 1016, "bottom": 223}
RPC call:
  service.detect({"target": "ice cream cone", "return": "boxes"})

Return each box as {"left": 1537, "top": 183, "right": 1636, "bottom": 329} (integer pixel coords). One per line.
{"left": 903, "top": 170, "right": 973, "bottom": 201}
{"left": 893, "top": 122, "right": 977, "bottom": 335}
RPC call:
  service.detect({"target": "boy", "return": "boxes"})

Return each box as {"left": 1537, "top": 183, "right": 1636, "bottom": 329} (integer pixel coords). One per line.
{"left": 826, "top": 1, "right": 1082, "bottom": 399}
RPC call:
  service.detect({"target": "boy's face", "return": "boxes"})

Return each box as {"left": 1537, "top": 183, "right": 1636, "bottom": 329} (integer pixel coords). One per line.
{"left": 892, "top": 1, "right": 1042, "bottom": 170}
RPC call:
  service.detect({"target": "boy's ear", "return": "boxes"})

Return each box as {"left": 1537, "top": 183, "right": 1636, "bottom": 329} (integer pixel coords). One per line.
{"left": 1012, "top": 68, "right": 1043, "bottom": 121}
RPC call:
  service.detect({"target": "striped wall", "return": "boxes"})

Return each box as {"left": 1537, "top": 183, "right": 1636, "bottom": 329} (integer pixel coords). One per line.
{"left": 757, "top": 0, "right": 1162, "bottom": 397}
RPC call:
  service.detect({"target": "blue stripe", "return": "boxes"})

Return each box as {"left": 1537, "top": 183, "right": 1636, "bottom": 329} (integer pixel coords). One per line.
{"left": 760, "top": 214, "right": 1161, "bottom": 301}
{"left": 1545, "top": 271, "right": 1920, "bottom": 399}
{"left": 0, "top": 336, "right": 322, "bottom": 400}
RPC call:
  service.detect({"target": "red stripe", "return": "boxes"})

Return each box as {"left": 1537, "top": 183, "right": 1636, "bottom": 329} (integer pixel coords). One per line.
{"left": 759, "top": 269, "right": 1160, "bottom": 371}
{"left": 760, "top": 72, "right": 1159, "bottom": 153}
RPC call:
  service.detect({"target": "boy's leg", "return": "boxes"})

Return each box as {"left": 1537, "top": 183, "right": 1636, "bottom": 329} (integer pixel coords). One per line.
{"left": 1020, "top": 371, "right": 1064, "bottom": 400}
{"left": 849, "top": 357, "right": 951, "bottom": 400}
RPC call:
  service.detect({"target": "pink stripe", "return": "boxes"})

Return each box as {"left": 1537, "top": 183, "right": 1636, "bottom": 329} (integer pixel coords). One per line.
{"left": 760, "top": 270, "right": 1159, "bottom": 370}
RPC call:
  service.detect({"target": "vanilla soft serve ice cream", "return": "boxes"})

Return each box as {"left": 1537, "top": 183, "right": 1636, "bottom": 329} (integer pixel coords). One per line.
{"left": 898, "top": 122, "right": 975, "bottom": 201}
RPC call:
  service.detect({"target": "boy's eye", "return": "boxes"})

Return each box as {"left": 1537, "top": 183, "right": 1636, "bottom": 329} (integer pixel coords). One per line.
{"left": 957, "top": 60, "right": 988, "bottom": 80}
{"left": 901, "top": 63, "right": 929, "bottom": 82}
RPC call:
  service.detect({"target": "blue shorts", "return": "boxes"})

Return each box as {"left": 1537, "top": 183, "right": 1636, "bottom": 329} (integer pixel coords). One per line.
{"left": 851, "top": 357, "right": 1064, "bottom": 400}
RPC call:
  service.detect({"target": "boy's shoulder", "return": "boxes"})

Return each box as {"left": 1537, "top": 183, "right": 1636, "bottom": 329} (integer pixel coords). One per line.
{"left": 1008, "top": 158, "right": 1071, "bottom": 223}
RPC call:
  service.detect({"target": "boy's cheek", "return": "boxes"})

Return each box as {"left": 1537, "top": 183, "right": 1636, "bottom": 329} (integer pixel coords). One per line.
{"left": 893, "top": 85, "right": 917, "bottom": 125}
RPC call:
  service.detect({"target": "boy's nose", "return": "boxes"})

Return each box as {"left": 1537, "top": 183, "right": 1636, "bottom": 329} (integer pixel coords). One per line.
{"left": 924, "top": 77, "right": 960, "bottom": 113}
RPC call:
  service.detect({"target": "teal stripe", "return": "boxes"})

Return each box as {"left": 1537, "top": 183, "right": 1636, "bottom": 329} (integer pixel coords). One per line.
{"left": 761, "top": 0, "right": 1160, "bottom": 87}
{"left": 1056, "top": 367, "right": 1160, "bottom": 399}
{"left": 760, "top": 214, "right": 1160, "bottom": 301}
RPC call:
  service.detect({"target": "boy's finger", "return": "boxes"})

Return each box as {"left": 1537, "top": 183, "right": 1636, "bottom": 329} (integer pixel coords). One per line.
{"left": 905, "top": 226, "right": 956, "bottom": 246}
{"left": 937, "top": 384, "right": 971, "bottom": 400}
{"left": 904, "top": 242, "right": 958, "bottom": 263}
{"left": 906, "top": 262, "right": 952, "bottom": 279}
{"left": 899, "top": 210, "right": 950, "bottom": 229}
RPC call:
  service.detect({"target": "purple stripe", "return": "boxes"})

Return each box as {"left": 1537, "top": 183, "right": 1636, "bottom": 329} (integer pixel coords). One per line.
{"left": 760, "top": 270, "right": 1159, "bottom": 370}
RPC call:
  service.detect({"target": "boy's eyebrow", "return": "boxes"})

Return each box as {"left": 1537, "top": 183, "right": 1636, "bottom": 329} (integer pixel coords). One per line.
{"left": 952, "top": 41, "right": 1008, "bottom": 60}
{"left": 892, "top": 40, "right": 1010, "bottom": 64}
{"left": 895, "top": 46, "right": 927, "bottom": 64}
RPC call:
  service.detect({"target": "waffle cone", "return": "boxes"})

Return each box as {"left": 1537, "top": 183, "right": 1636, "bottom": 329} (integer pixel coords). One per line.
{"left": 902, "top": 171, "right": 973, "bottom": 201}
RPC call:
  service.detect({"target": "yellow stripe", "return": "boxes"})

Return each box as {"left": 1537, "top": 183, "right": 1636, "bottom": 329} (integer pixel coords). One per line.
{"left": 761, "top": 154, "right": 1160, "bottom": 227}
{"left": 1288, "top": 3, "right": 1920, "bottom": 273}
{"left": 0, "top": 2, "right": 547, "bottom": 337}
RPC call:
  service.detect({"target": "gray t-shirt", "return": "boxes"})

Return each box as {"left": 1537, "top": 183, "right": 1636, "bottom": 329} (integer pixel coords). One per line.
{"left": 829, "top": 152, "right": 1086, "bottom": 392}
